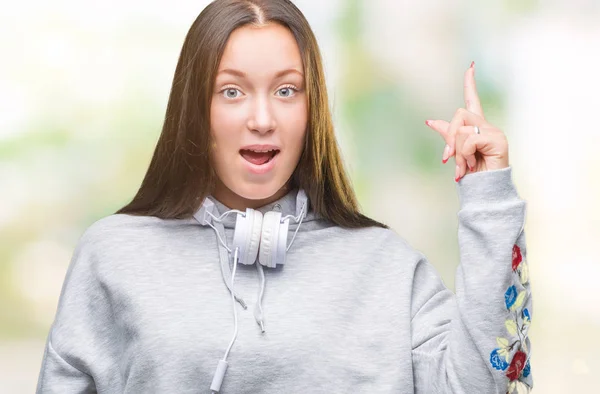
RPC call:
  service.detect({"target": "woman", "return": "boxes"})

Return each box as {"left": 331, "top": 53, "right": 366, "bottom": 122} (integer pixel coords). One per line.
{"left": 36, "top": 0, "right": 533, "bottom": 393}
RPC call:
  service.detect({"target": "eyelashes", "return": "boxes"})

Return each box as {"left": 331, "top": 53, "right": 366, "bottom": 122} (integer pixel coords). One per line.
{"left": 221, "top": 87, "right": 242, "bottom": 99}
{"left": 219, "top": 85, "right": 300, "bottom": 99}
{"left": 275, "top": 85, "right": 298, "bottom": 98}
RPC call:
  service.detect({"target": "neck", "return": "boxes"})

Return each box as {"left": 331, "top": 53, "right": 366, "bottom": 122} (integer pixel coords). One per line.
{"left": 212, "top": 180, "right": 292, "bottom": 211}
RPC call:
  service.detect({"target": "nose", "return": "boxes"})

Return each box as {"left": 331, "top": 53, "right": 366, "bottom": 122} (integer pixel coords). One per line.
{"left": 246, "top": 95, "right": 276, "bottom": 134}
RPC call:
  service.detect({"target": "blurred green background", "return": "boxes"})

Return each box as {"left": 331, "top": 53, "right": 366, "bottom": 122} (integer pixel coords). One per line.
{"left": 1, "top": 0, "right": 599, "bottom": 392}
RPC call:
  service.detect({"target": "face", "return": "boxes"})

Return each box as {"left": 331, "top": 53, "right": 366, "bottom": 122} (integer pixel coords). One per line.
{"left": 210, "top": 23, "right": 308, "bottom": 210}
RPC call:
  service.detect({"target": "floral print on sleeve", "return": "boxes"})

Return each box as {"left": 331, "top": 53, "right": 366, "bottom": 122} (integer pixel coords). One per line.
{"left": 489, "top": 244, "right": 532, "bottom": 394}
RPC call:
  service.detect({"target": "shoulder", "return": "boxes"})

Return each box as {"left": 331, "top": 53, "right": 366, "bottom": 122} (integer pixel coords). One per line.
{"left": 78, "top": 213, "right": 165, "bottom": 247}
{"left": 83, "top": 212, "right": 171, "bottom": 234}
{"left": 331, "top": 225, "right": 423, "bottom": 266}
{"left": 73, "top": 213, "right": 192, "bottom": 266}
{"left": 85, "top": 212, "right": 199, "bottom": 239}
{"left": 350, "top": 225, "right": 418, "bottom": 249}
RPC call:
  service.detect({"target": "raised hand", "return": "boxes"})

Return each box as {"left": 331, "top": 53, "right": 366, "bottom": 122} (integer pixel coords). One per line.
{"left": 425, "top": 61, "right": 510, "bottom": 182}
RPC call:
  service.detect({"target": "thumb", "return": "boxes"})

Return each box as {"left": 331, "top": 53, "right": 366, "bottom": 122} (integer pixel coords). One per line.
{"left": 425, "top": 119, "right": 450, "bottom": 140}
{"left": 425, "top": 119, "right": 453, "bottom": 161}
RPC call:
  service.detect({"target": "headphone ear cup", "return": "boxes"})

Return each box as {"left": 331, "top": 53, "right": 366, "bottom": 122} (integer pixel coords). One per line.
{"left": 232, "top": 209, "right": 263, "bottom": 265}
{"left": 276, "top": 217, "right": 290, "bottom": 265}
{"left": 247, "top": 210, "right": 263, "bottom": 265}
{"left": 259, "top": 211, "right": 288, "bottom": 268}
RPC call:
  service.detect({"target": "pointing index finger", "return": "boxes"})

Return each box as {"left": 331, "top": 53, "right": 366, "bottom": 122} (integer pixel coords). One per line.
{"left": 464, "top": 61, "right": 484, "bottom": 118}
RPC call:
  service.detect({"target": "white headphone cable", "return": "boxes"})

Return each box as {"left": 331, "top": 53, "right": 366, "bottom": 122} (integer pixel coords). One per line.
{"left": 283, "top": 202, "right": 306, "bottom": 252}
{"left": 224, "top": 246, "right": 239, "bottom": 360}
{"left": 210, "top": 246, "right": 239, "bottom": 393}
{"left": 205, "top": 210, "right": 246, "bottom": 254}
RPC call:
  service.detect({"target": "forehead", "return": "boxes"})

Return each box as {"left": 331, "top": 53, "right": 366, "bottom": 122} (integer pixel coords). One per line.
{"left": 217, "top": 23, "right": 303, "bottom": 77}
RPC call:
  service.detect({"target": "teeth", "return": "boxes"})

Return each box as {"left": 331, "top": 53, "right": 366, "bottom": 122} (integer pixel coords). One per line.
{"left": 248, "top": 149, "right": 276, "bottom": 153}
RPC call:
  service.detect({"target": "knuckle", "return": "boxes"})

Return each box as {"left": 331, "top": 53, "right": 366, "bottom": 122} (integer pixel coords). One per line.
{"left": 495, "top": 133, "right": 509, "bottom": 148}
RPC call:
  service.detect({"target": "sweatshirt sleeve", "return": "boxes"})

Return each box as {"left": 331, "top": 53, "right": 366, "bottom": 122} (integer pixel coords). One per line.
{"left": 36, "top": 225, "right": 113, "bottom": 393}
{"left": 410, "top": 167, "right": 533, "bottom": 394}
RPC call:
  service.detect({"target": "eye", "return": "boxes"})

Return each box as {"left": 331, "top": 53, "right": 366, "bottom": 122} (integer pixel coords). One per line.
{"left": 221, "top": 87, "right": 242, "bottom": 99}
{"left": 276, "top": 85, "right": 298, "bottom": 98}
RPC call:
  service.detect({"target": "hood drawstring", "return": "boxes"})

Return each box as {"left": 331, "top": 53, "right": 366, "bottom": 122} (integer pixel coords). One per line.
{"left": 209, "top": 213, "right": 248, "bottom": 310}
{"left": 252, "top": 202, "right": 306, "bottom": 333}
{"left": 203, "top": 192, "right": 308, "bottom": 394}
{"left": 253, "top": 263, "right": 266, "bottom": 332}
{"left": 205, "top": 202, "right": 307, "bottom": 332}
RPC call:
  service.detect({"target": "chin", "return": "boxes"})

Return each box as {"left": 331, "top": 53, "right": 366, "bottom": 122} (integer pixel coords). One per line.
{"left": 213, "top": 155, "right": 294, "bottom": 206}
{"left": 233, "top": 181, "right": 287, "bottom": 201}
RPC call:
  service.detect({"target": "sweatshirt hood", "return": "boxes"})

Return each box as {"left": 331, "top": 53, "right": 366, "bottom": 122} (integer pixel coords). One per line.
{"left": 206, "top": 187, "right": 322, "bottom": 230}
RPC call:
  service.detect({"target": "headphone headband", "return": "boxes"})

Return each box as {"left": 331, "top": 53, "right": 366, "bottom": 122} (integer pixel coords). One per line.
{"left": 196, "top": 188, "right": 309, "bottom": 226}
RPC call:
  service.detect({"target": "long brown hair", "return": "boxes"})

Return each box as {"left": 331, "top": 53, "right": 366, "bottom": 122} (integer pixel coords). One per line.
{"left": 116, "top": 0, "right": 388, "bottom": 230}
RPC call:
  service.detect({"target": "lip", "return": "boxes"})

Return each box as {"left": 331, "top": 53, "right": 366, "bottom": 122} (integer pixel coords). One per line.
{"left": 240, "top": 150, "right": 280, "bottom": 175}
{"left": 239, "top": 144, "right": 281, "bottom": 152}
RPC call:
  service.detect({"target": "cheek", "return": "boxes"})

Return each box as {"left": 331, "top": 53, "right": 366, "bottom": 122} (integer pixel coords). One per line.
{"left": 211, "top": 104, "right": 239, "bottom": 137}
{"left": 210, "top": 102, "right": 244, "bottom": 157}
{"left": 209, "top": 105, "right": 237, "bottom": 178}
{"left": 282, "top": 101, "right": 308, "bottom": 149}
{"left": 284, "top": 98, "right": 308, "bottom": 123}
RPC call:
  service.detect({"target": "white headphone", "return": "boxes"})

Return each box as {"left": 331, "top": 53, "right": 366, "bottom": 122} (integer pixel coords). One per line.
{"left": 192, "top": 188, "right": 310, "bottom": 393}
{"left": 193, "top": 188, "right": 309, "bottom": 268}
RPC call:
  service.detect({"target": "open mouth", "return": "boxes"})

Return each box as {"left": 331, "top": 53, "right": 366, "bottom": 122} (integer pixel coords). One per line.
{"left": 239, "top": 149, "right": 280, "bottom": 166}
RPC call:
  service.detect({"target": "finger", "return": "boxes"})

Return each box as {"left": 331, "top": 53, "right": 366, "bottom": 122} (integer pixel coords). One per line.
{"left": 454, "top": 125, "right": 470, "bottom": 181}
{"left": 464, "top": 62, "right": 484, "bottom": 118}
{"left": 462, "top": 133, "right": 492, "bottom": 175}
{"left": 447, "top": 108, "right": 488, "bottom": 157}
{"left": 460, "top": 126, "right": 479, "bottom": 177}
{"left": 458, "top": 126, "right": 478, "bottom": 172}
{"left": 461, "top": 132, "right": 506, "bottom": 162}
{"left": 425, "top": 119, "right": 450, "bottom": 140}
{"left": 446, "top": 108, "right": 467, "bottom": 159}
{"left": 464, "top": 151, "right": 477, "bottom": 172}
{"left": 425, "top": 119, "right": 453, "bottom": 163}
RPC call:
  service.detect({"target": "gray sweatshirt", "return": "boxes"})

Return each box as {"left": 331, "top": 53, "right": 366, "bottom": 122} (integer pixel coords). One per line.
{"left": 36, "top": 167, "right": 533, "bottom": 394}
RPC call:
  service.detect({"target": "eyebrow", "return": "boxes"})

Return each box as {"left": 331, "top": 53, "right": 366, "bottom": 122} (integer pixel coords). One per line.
{"left": 216, "top": 68, "right": 304, "bottom": 79}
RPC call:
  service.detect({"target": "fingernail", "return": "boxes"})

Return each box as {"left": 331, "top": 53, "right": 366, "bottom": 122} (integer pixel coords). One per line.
{"left": 455, "top": 165, "right": 460, "bottom": 182}
{"left": 425, "top": 120, "right": 432, "bottom": 126}
{"left": 442, "top": 144, "right": 450, "bottom": 163}
{"left": 470, "top": 61, "right": 475, "bottom": 68}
